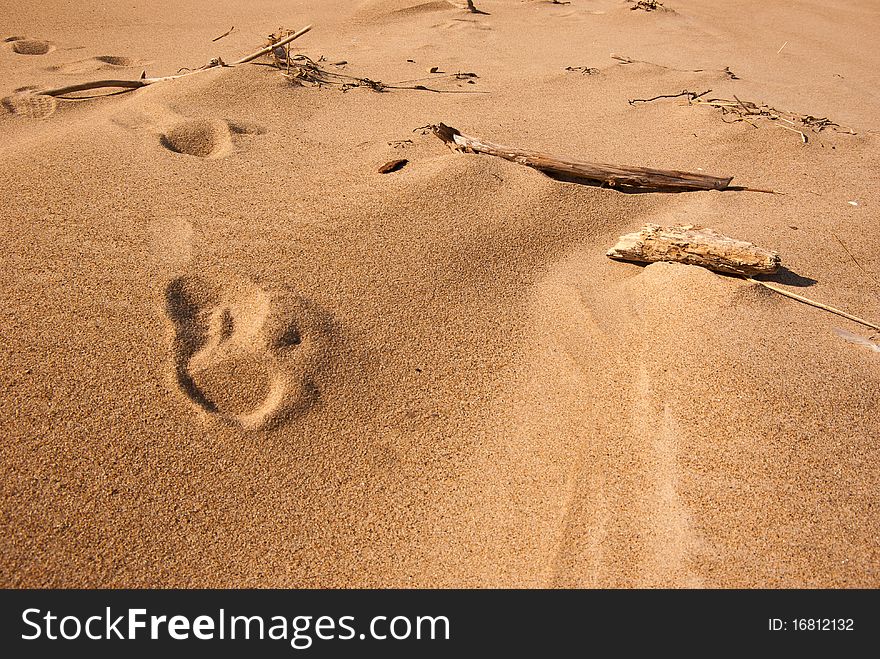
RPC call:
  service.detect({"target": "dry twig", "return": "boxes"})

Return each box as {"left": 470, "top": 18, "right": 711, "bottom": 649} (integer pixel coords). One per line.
{"left": 746, "top": 278, "right": 880, "bottom": 331}
{"left": 628, "top": 89, "right": 711, "bottom": 105}
{"left": 211, "top": 26, "right": 234, "bottom": 42}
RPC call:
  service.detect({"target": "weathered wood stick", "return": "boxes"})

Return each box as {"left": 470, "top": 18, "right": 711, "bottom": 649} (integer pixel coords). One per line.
{"left": 432, "top": 123, "right": 735, "bottom": 192}
{"left": 607, "top": 224, "right": 781, "bottom": 274}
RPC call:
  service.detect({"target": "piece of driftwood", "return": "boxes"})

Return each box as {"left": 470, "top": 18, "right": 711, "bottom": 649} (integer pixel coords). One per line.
{"left": 607, "top": 224, "right": 880, "bottom": 330}
{"left": 431, "top": 123, "right": 756, "bottom": 192}
{"left": 607, "top": 224, "right": 780, "bottom": 274}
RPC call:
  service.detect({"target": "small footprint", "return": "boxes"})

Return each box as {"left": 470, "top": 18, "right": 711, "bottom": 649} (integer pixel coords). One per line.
{"left": 48, "top": 55, "right": 138, "bottom": 74}
{"left": 164, "top": 275, "right": 334, "bottom": 429}
{"left": 7, "top": 38, "right": 55, "bottom": 55}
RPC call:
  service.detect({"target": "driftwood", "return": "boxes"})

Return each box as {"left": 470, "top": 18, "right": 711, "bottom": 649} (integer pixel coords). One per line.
{"left": 431, "top": 123, "right": 763, "bottom": 192}
{"left": 607, "top": 224, "right": 780, "bottom": 275}
{"left": 607, "top": 224, "right": 880, "bottom": 331}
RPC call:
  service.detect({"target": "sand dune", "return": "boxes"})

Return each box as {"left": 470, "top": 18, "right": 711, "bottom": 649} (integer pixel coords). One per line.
{"left": 1, "top": 0, "right": 878, "bottom": 588}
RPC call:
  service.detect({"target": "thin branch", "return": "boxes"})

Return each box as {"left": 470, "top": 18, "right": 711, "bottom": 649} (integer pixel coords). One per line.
{"left": 832, "top": 233, "right": 880, "bottom": 299}
{"left": 746, "top": 278, "right": 880, "bottom": 331}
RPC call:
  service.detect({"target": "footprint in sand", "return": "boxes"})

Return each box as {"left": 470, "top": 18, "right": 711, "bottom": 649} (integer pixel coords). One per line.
{"left": 164, "top": 275, "right": 334, "bottom": 429}
{"left": 6, "top": 37, "right": 55, "bottom": 55}
{"left": 111, "top": 104, "right": 267, "bottom": 158}
{"left": 390, "top": 0, "right": 456, "bottom": 16}
{"left": 432, "top": 18, "right": 494, "bottom": 31}
{"left": 355, "top": 0, "right": 456, "bottom": 23}
{"left": 2, "top": 90, "right": 58, "bottom": 119}
{"left": 160, "top": 119, "right": 234, "bottom": 158}
{"left": 159, "top": 118, "right": 267, "bottom": 159}
{"left": 48, "top": 55, "right": 139, "bottom": 74}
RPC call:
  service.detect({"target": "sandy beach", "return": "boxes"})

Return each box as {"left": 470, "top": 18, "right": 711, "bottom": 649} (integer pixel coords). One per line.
{"left": 1, "top": 0, "right": 878, "bottom": 588}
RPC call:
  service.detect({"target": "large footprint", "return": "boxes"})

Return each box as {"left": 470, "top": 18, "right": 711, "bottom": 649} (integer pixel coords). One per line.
{"left": 6, "top": 37, "right": 55, "bottom": 55}
{"left": 164, "top": 275, "right": 334, "bottom": 429}
{"left": 111, "top": 104, "right": 267, "bottom": 159}
{"left": 159, "top": 118, "right": 267, "bottom": 158}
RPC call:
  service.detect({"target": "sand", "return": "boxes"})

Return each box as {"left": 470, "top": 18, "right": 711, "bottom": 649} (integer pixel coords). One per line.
{"left": 1, "top": 0, "right": 878, "bottom": 588}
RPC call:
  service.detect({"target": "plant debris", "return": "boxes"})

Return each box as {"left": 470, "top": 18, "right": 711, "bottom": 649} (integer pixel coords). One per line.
{"left": 691, "top": 95, "right": 857, "bottom": 143}
{"left": 276, "top": 54, "right": 485, "bottom": 94}
{"left": 628, "top": 0, "right": 671, "bottom": 12}
{"left": 565, "top": 66, "right": 600, "bottom": 75}
{"left": 617, "top": 81, "right": 857, "bottom": 144}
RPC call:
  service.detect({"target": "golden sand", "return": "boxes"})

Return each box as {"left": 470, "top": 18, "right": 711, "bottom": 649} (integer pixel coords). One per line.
{"left": 1, "top": 0, "right": 878, "bottom": 587}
